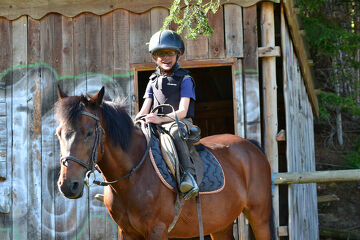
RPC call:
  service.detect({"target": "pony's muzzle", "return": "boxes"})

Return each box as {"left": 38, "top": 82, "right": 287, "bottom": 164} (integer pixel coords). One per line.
{"left": 58, "top": 178, "right": 84, "bottom": 199}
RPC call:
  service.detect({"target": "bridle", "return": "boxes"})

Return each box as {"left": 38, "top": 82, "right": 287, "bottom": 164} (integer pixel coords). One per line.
{"left": 60, "top": 111, "right": 105, "bottom": 185}
{"left": 60, "top": 110, "right": 151, "bottom": 187}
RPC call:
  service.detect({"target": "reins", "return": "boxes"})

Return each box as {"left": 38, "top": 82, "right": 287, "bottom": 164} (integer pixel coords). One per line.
{"left": 60, "top": 110, "right": 152, "bottom": 187}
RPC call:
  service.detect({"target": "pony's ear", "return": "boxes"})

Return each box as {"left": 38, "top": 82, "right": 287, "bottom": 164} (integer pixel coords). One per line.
{"left": 90, "top": 86, "right": 105, "bottom": 106}
{"left": 57, "top": 85, "right": 67, "bottom": 100}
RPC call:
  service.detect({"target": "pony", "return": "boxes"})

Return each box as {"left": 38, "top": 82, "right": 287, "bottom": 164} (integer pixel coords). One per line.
{"left": 55, "top": 86, "right": 274, "bottom": 239}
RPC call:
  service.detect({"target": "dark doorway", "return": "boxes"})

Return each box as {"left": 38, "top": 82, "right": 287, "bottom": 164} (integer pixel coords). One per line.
{"left": 137, "top": 66, "right": 234, "bottom": 137}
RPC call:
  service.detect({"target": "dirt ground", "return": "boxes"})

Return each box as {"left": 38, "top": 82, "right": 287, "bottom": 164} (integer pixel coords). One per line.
{"left": 315, "top": 123, "right": 360, "bottom": 240}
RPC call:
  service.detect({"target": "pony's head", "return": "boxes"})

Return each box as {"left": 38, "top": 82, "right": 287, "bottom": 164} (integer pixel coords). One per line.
{"left": 55, "top": 86, "right": 133, "bottom": 199}
{"left": 55, "top": 86, "right": 105, "bottom": 198}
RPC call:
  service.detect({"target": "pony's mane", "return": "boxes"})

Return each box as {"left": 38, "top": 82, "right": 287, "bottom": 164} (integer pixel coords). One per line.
{"left": 55, "top": 95, "right": 134, "bottom": 151}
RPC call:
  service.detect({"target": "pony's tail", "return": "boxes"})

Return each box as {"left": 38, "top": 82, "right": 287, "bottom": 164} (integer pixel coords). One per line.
{"left": 270, "top": 199, "right": 276, "bottom": 240}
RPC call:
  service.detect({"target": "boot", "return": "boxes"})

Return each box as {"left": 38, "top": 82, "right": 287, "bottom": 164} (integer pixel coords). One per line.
{"left": 179, "top": 171, "right": 199, "bottom": 200}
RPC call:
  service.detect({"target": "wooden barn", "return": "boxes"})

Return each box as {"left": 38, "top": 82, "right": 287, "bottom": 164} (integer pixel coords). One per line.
{"left": 0, "top": 0, "right": 319, "bottom": 239}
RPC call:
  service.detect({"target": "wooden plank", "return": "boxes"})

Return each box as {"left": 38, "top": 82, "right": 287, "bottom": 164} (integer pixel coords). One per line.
{"left": 208, "top": 6, "right": 225, "bottom": 58}
{"left": 129, "top": 11, "right": 152, "bottom": 64}
{"left": 0, "top": 16, "right": 12, "bottom": 240}
{"left": 51, "top": 14, "right": 74, "bottom": 240}
{"left": 61, "top": 15, "right": 75, "bottom": 95}
{"left": 243, "top": 5, "right": 261, "bottom": 143}
{"left": 281, "top": 5, "right": 319, "bottom": 239}
{"left": 74, "top": 14, "right": 87, "bottom": 95}
{"left": 232, "top": 59, "right": 245, "bottom": 137}
{"left": 40, "top": 13, "right": 56, "bottom": 240}
{"left": 11, "top": 15, "right": 28, "bottom": 240}
{"left": 258, "top": 46, "right": 281, "bottom": 57}
{"left": 185, "top": 35, "right": 208, "bottom": 60}
{"left": 224, "top": 4, "right": 243, "bottom": 58}
{"left": 0, "top": 18, "right": 12, "bottom": 103}
{"left": 27, "top": 16, "right": 42, "bottom": 240}
{"left": 73, "top": 13, "right": 90, "bottom": 240}
{"left": 85, "top": 12, "right": 108, "bottom": 240}
{"left": 101, "top": 12, "right": 114, "bottom": 76}
{"left": 150, "top": 7, "right": 168, "bottom": 34}
{"left": 1, "top": 0, "right": 281, "bottom": 20}
{"left": 240, "top": 6, "right": 260, "bottom": 239}
{"left": 113, "top": 9, "right": 132, "bottom": 116}
{"left": 260, "top": 3, "right": 279, "bottom": 240}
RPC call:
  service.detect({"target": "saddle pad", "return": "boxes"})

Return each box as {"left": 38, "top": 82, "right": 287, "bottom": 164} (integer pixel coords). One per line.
{"left": 149, "top": 137, "right": 225, "bottom": 194}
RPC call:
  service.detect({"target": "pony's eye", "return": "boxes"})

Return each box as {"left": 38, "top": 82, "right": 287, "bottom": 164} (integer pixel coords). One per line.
{"left": 86, "top": 131, "right": 93, "bottom": 138}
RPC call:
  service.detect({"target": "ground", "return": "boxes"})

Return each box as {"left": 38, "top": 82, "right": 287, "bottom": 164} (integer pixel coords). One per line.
{"left": 315, "top": 120, "right": 360, "bottom": 240}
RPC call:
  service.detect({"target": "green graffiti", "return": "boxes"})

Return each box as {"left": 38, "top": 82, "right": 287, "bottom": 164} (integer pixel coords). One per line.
{"left": 0, "top": 61, "right": 134, "bottom": 84}
{"left": 244, "top": 69, "right": 258, "bottom": 73}
{"left": 0, "top": 227, "right": 22, "bottom": 240}
{"left": 234, "top": 70, "right": 242, "bottom": 75}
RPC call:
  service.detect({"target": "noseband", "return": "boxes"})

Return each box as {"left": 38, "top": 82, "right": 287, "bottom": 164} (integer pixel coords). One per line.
{"left": 60, "top": 111, "right": 105, "bottom": 185}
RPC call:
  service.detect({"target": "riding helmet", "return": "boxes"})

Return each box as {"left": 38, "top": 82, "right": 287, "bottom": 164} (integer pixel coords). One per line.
{"left": 148, "top": 30, "right": 185, "bottom": 55}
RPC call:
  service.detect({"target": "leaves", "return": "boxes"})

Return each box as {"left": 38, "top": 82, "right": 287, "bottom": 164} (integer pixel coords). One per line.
{"left": 161, "top": 0, "right": 220, "bottom": 39}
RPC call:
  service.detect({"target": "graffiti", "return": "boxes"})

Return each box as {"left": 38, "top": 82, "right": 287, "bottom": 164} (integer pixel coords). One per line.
{"left": 0, "top": 62, "right": 133, "bottom": 239}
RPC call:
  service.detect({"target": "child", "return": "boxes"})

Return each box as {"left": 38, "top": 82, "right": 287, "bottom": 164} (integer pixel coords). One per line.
{"left": 136, "top": 30, "right": 199, "bottom": 200}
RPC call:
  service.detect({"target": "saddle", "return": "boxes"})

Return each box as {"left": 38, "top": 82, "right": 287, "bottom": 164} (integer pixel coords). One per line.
{"left": 155, "top": 124, "right": 204, "bottom": 186}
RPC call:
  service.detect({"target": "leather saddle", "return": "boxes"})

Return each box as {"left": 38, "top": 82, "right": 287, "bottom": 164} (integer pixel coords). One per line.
{"left": 157, "top": 125, "right": 203, "bottom": 185}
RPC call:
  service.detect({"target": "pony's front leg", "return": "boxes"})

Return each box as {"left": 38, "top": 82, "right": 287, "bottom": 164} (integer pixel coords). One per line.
{"left": 148, "top": 223, "right": 168, "bottom": 240}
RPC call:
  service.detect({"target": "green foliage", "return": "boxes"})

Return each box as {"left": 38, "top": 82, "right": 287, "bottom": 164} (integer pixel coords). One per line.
{"left": 345, "top": 137, "right": 360, "bottom": 169}
{"left": 318, "top": 91, "right": 360, "bottom": 121}
{"left": 162, "top": 0, "right": 220, "bottom": 39}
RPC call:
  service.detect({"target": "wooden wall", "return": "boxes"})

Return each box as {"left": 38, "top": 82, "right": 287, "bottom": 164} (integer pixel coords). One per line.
{"left": 281, "top": 7, "right": 319, "bottom": 240}
{"left": 0, "top": 5, "right": 255, "bottom": 239}
{"left": 0, "top": 3, "right": 318, "bottom": 239}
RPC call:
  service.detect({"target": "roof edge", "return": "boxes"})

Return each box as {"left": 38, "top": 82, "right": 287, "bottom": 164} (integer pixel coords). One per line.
{"left": 282, "top": 0, "right": 319, "bottom": 117}
{"left": 0, "top": 0, "right": 279, "bottom": 20}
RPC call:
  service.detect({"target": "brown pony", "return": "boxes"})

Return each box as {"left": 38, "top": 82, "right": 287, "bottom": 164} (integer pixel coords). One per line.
{"left": 55, "top": 86, "right": 274, "bottom": 240}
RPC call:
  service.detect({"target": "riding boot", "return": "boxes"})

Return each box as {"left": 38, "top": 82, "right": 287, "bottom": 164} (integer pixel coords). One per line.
{"left": 180, "top": 171, "right": 199, "bottom": 200}
{"left": 176, "top": 140, "right": 199, "bottom": 199}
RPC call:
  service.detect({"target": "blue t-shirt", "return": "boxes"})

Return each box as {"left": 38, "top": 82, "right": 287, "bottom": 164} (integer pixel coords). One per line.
{"left": 144, "top": 76, "right": 196, "bottom": 100}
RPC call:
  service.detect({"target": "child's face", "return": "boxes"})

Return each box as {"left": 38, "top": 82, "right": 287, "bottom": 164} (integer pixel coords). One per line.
{"left": 152, "top": 49, "right": 180, "bottom": 71}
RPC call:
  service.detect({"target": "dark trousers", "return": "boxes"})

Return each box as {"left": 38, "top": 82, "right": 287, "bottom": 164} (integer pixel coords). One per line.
{"left": 161, "top": 118, "right": 196, "bottom": 176}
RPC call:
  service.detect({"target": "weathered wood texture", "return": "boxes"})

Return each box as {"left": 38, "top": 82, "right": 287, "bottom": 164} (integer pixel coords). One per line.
{"left": 281, "top": 6, "right": 319, "bottom": 240}
{"left": 0, "top": 0, "right": 280, "bottom": 20}
{"left": 0, "top": 3, "right": 318, "bottom": 240}
{"left": 260, "top": 3, "right": 279, "bottom": 239}
{"left": 0, "top": 6, "right": 243, "bottom": 239}
{"left": 274, "top": 169, "right": 360, "bottom": 184}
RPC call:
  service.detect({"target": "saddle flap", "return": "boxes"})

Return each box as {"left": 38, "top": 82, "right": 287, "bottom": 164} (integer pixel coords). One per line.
{"left": 159, "top": 132, "right": 178, "bottom": 179}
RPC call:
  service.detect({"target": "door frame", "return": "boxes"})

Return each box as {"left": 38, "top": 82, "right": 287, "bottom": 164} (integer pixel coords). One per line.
{"left": 130, "top": 58, "right": 244, "bottom": 136}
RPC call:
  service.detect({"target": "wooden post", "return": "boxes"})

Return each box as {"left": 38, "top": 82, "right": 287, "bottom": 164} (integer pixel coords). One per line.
{"left": 261, "top": 2, "right": 279, "bottom": 239}
{"left": 274, "top": 169, "right": 360, "bottom": 184}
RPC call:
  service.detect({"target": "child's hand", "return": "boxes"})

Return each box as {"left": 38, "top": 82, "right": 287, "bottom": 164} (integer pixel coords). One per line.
{"left": 144, "top": 113, "right": 163, "bottom": 124}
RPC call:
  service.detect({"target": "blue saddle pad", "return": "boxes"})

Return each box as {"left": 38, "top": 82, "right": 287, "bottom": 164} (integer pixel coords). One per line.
{"left": 149, "top": 136, "right": 225, "bottom": 193}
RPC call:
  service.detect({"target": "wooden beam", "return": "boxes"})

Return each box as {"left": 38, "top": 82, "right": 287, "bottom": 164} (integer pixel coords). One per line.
{"left": 317, "top": 194, "right": 339, "bottom": 203}
{"left": 258, "top": 46, "right": 281, "bottom": 57}
{"left": 283, "top": 0, "right": 319, "bottom": 116}
{"left": 261, "top": 3, "right": 280, "bottom": 240}
{"left": 274, "top": 170, "right": 360, "bottom": 184}
{"left": 0, "top": 0, "right": 281, "bottom": 20}
{"left": 130, "top": 58, "right": 237, "bottom": 71}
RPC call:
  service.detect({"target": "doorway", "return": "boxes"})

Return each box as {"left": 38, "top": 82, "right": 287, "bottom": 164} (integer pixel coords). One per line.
{"left": 136, "top": 66, "right": 234, "bottom": 137}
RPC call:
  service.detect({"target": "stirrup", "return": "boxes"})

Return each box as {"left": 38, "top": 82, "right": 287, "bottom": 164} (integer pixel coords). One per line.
{"left": 181, "top": 171, "right": 199, "bottom": 200}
